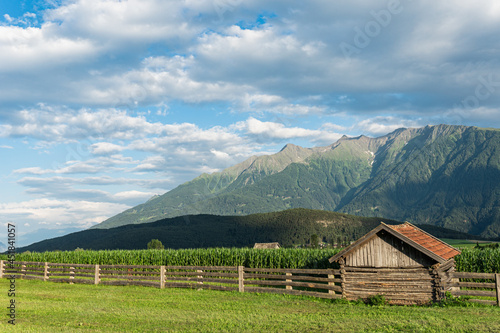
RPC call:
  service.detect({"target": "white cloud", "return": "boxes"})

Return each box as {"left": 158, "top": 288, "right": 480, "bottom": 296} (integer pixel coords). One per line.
{"left": 91, "top": 142, "right": 125, "bottom": 155}
{"left": 238, "top": 117, "right": 320, "bottom": 139}
{"left": 0, "top": 25, "right": 97, "bottom": 72}
{"left": 0, "top": 198, "right": 130, "bottom": 230}
{"left": 355, "top": 117, "right": 424, "bottom": 136}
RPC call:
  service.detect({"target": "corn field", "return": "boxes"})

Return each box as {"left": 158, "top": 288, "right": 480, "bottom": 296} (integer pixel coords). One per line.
{"left": 454, "top": 248, "right": 500, "bottom": 273}
{"left": 6, "top": 247, "right": 499, "bottom": 272}
{"left": 9, "top": 248, "right": 342, "bottom": 269}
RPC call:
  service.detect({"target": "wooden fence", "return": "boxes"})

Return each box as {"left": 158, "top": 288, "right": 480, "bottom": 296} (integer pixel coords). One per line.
{"left": 1, "top": 260, "right": 498, "bottom": 305}
{"left": 0, "top": 261, "right": 341, "bottom": 300}
{"left": 444, "top": 271, "right": 500, "bottom": 306}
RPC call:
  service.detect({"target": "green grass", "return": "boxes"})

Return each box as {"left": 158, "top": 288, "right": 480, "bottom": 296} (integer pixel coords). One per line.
{"left": 440, "top": 238, "right": 500, "bottom": 249}
{"left": 1, "top": 279, "right": 500, "bottom": 332}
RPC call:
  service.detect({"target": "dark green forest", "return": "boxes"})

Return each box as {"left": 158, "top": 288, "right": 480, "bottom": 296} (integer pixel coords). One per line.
{"left": 18, "top": 208, "right": 474, "bottom": 252}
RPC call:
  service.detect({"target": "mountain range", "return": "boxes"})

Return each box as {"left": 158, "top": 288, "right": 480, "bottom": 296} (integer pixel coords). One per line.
{"left": 93, "top": 124, "right": 500, "bottom": 239}
{"left": 18, "top": 208, "right": 474, "bottom": 252}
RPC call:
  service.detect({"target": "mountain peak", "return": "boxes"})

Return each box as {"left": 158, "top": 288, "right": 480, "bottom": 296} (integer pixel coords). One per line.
{"left": 280, "top": 143, "right": 300, "bottom": 151}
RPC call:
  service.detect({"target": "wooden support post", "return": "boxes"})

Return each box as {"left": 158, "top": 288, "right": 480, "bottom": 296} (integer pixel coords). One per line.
{"left": 0, "top": 260, "right": 4, "bottom": 279}
{"left": 238, "top": 266, "right": 244, "bottom": 293}
{"left": 94, "top": 264, "right": 100, "bottom": 285}
{"left": 495, "top": 273, "right": 500, "bottom": 307}
{"left": 44, "top": 262, "right": 49, "bottom": 281}
{"left": 21, "top": 264, "right": 26, "bottom": 279}
{"left": 328, "top": 273, "right": 335, "bottom": 295}
{"left": 160, "top": 266, "right": 165, "bottom": 289}
{"left": 70, "top": 266, "right": 75, "bottom": 284}
{"left": 197, "top": 270, "right": 203, "bottom": 285}
{"left": 430, "top": 266, "right": 441, "bottom": 302}
{"left": 286, "top": 272, "right": 292, "bottom": 290}
{"left": 339, "top": 258, "right": 346, "bottom": 299}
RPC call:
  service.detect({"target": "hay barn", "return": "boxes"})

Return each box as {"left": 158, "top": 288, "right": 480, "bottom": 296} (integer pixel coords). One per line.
{"left": 253, "top": 242, "right": 281, "bottom": 249}
{"left": 329, "top": 222, "right": 461, "bottom": 305}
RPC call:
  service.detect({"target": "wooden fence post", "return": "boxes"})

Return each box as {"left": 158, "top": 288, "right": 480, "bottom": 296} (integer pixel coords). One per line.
{"left": 339, "top": 258, "right": 346, "bottom": 299}
{"left": 0, "top": 260, "right": 3, "bottom": 279}
{"left": 44, "top": 262, "right": 49, "bottom": 281}
{"left": 94, "top": 264, "right": 100, "bottom": 285}
{"left": 69, "top": 266, "right": 75, "bottom": 284}
{"left": 286, "top": 272, "right": 292, "bottom": 290}
{"left": 160, "top": 266, "right": 165, "bottom": 289}
{"left": 238, "top": 266, "right": 244, "bottom": 293}
{"left": 495, "top": 273, "right": 500, "bottom": 307}
{"left": 328, "top": 273, "right": 335, "bottom": 295}
{"left": 21, "top": 263, "right": 26, "bottom": 279}
{"left": 197, "top": 269, "right": 204, "bottom": 287}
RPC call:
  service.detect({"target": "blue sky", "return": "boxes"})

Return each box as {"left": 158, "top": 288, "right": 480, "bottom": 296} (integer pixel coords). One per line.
{"left": 1, "top": 0, "right": 500, "bottom": 247}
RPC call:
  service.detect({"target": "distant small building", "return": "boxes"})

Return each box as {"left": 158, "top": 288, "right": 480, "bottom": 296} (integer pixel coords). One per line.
{"left": 253, "top": 242, "right": 281, "bottom": 249}
{"left": 329, "top": 222, "right": 461, "bottom": 305}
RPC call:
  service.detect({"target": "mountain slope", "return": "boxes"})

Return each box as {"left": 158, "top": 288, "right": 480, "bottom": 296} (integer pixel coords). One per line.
{"left": 94, "top": 125, "right": 500, "bottom": 238}
{"left": 18, "top": 208, "right": 473, "bottom": 252}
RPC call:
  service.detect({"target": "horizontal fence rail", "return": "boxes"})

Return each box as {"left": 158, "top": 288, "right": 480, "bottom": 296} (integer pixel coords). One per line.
{"left": 0, "top": 261, "right": 497, "bottom": 305}
{"left": 0, "top": 261, "right": 341, "bottom": 300}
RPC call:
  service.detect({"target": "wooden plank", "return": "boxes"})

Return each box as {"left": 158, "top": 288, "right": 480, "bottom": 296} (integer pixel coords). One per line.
{"left": 99, "top": 275, "right": 160, "bottom": 281}
{"left": 95, "top": 264, "right": 100, "bottom": 285}
{"left": 164, "top": 265, "right": 237, "bottom": 271}
{"left": 17, "top": 271, "right": 45, "bottom": 277}
{"left": 16, "top": 266, "right": 45, "bottom": 272}
{"left": 163, "top": 282, "right": 238, "bottom": 292}
{"left": 496, "top": 273, "right": 500, "bottom": 307}
{"left": 450, "top": 290, "right": 497, "bottom": 297}
{"left": 99, "top": 264, "right": 160, "bottom": 269}
{"left": 447, "top": 282, "right": 495, "bottom": 289}
{"left": 49, "top": 278, "right": 95, "bottom": 284}
{"left": 164, "top": 276, "right": 238, "bottom": 284}
{"left": 345, "top": 286, "right": 433, "bottom": 292}
{"left": 469, "top": 299, "right": 497, "bottom": 306}
{"left": 238, "top": 266, "right": 244, "bottom": 293}
{"left": 243, "top": 268, "right": 338, "bottom": 275}
{"left": 243, "top": 273, "right": 338, "bottom": 283}
{"left": 328, "top": 274, "right": 335, "bottom": 295}
{"left": 345, "top": 267, "right": 428, "bottom": 272}
{"left": 48, "top": 263, "right": 95, "bottom": 268}
{"left": 21, "top": 275, "right": 45, "bottom": 281}
{"left": 49, "top": 267, "right": 102, "bottom": 274}
{"left": 44, "top": 262, "right": 48, "bottom": 281}
{"left": 163, "top": 271, "right": 237, "bottom": 278}
{"left": 452, "top": 272, "right": 496, "bottom": 280}
{"left": 437, "top": 259, "right": 455, "bottom": 272}
{"left": 49, "top": 273, "right": 95, "bottom": 278}
{"left": 100, "top": 280, "right": 160, "bottom": 287}
{"left": 285, "top": 272, "right": 292, "bottom": 290}
{"left": 11, "top": 261, "right": 47, "bottom": 265}
{"left": 99, "top": 269, "right": 161, "bottom": 275}
{"left": 244, "top": 279, "right": 340, "bottom": 291}
{"left": 160, "top": 266, "right": 165, "bottom": 289}
{"left": 345, "top": 281, "right": 433, "bottom": 288}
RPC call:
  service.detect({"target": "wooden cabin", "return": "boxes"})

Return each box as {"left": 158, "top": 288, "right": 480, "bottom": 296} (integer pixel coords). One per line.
{"left": 329, "top": 222, "right": 461, "bottom": 305}
{"left": 253, "top": 242, "right": 281, "bottom": 249}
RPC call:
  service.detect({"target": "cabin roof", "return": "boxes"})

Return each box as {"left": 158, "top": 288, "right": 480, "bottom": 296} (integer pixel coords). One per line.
{"left": 329, "top": 222, "right": 461, "bottom": 264}
{"left": 253, "top": 242, "right": 281, "bottom": 249}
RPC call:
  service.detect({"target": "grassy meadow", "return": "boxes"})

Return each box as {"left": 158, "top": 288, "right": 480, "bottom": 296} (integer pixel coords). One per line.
{"left": 1, "top": 279, "right": 500, "bottom": 333}
{"left": 440, "top": 238, "right": 500, "bottom": 249}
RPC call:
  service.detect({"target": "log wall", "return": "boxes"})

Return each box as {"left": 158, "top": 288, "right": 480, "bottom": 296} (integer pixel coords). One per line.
{"left": 343, "top": 267, "right": 437, "bottom": 305}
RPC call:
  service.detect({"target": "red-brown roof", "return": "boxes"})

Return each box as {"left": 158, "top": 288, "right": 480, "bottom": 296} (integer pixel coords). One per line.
{"left": 329, "top": 222, "right": 461, "bottom": 264}
{"left": 387, "top": 223, "right": 460, "bottom": 260}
